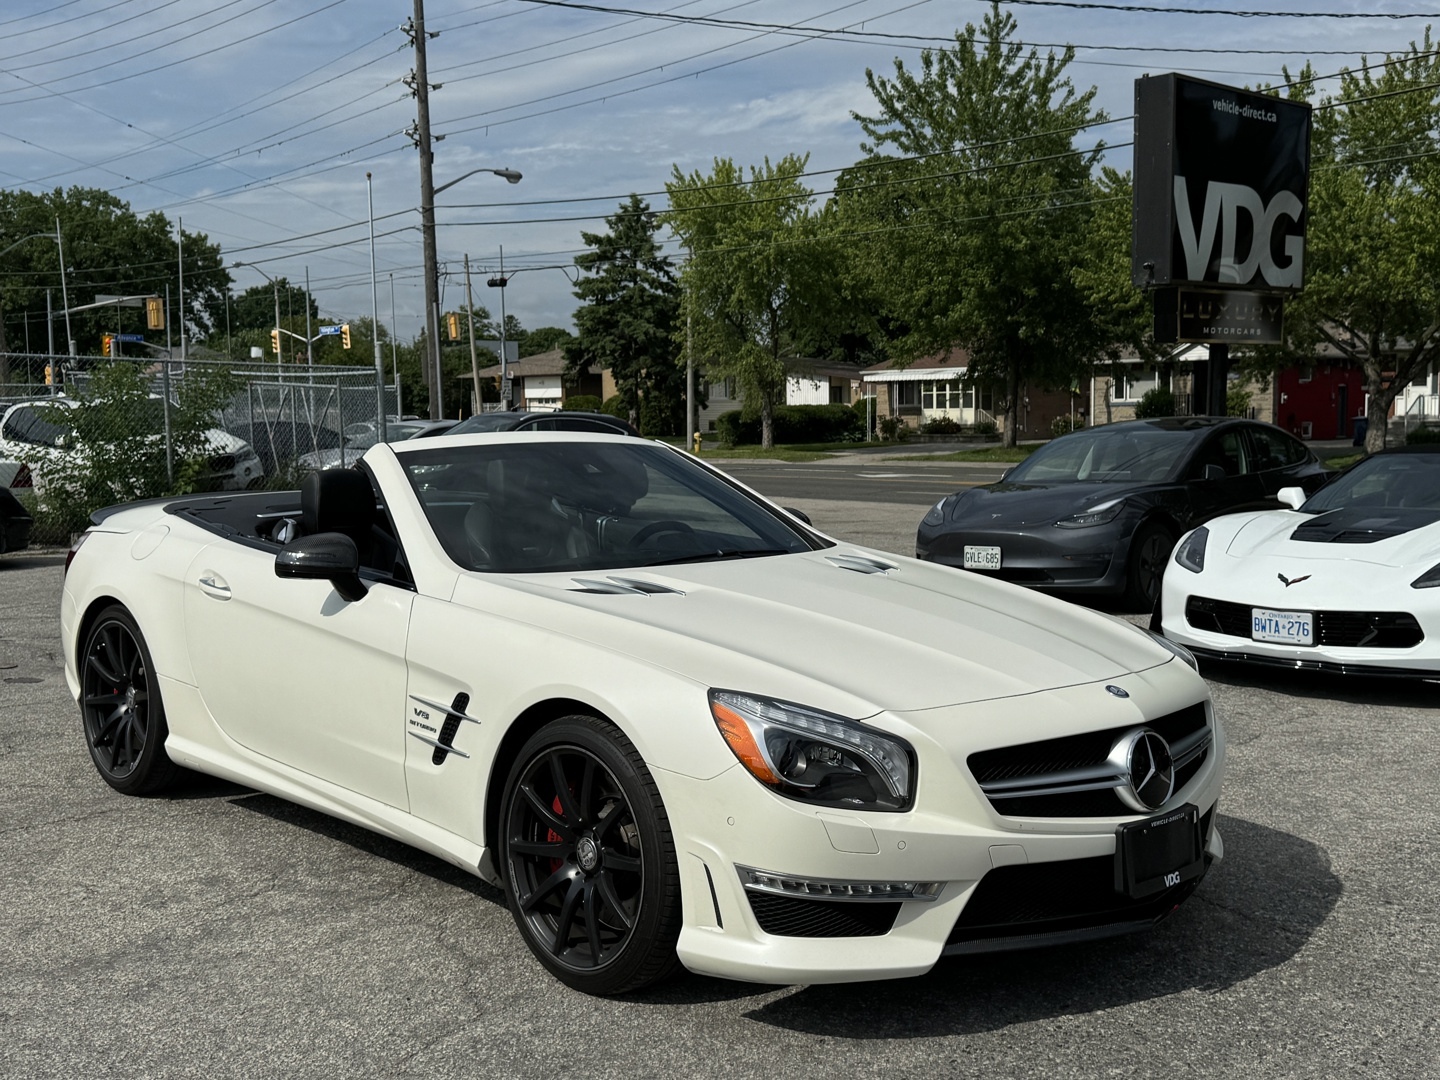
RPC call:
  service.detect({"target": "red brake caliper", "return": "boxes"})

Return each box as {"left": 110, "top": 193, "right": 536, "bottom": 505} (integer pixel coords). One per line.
{"left": 548, "top": 795, "right": 566, "bottom": 873}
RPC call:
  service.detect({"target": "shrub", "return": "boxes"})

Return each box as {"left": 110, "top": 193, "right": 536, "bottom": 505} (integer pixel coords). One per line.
{"left": 31, "top": 361, "right": 240, "bottom": 540}
{"left": 563, "top": 395, "right": 602, "bottom": 412}
{"left": 921, "top": 416, "right": 962, "bottom": 435}
{"left": 600, "top": 395, "right": 630, "bottom": 421}
{"left": 1226, "top": 386, "right": 1253, "bottom": 418}
{"left": 714, "top": 404, "right": 863, "bottom": 446}
{"left": 1407, "top": 425, "right": 1440, "bottom": 445}
{"left": 1050, "top": 413, "right": 1084, "bottom": 438}
{"left": 973, "top": 419, "right": 998, "bottom": 437}
{"left": 1134, "top": 387, "right": 1176, "bottom": 419}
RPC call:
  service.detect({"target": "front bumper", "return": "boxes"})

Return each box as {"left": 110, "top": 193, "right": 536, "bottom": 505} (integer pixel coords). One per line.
{"left": 661, "top": 670, "right": 1226, "bottom": 985}
{"left": 1160, "top": 576, "right": 1440, "bottom": 677}
{"left": 916, "top": 521, "right": 1133, "bottom": 596}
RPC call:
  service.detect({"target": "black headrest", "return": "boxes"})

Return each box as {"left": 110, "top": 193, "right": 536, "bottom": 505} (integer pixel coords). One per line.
{"left": 301, "top": 469, "right": 376, "bottom": 536}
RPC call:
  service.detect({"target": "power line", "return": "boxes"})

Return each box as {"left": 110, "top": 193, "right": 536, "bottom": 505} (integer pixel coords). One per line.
{"left": 996, "top": 1, "right": 1440, "bottom": 16}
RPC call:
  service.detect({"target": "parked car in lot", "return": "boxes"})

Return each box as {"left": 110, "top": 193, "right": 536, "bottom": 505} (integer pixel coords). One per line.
{"left": 445, "top": 410, "right": 641, "bottom": 437}
{"left": 0, "top": 482, "right": 32, "bottom": 553}
{"left": 0, "top": 398, "right": 263, "bottom": 492}
{"left": 225, "top": 420, "right": 344, "bottom": 477}
{"left": 1159, "top": 443, "right": 1440, "bottom": 676}
{"left": 62, "top": 432, "right": 1224, "bottom": 994}
{"left": 916, "top": 417, "right": 1329, "bottom": 611}
{"left": 298, "top": 419, "right": 458, "bottom": 473}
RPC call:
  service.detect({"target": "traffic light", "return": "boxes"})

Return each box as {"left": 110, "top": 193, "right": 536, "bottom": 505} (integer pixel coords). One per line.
{"left": 145, "top": 296, "right": 165, "bottom": 330}
{"left": 446, "top": 312, "right": 460, "bottom": 340}
{"left": 270, "top": 328, "right": 280, "bottom": 355}
{"left": 341, "top": 324, "right": 351, "bottom": 349}
{"left": 102, "top": 333, "right": 115, "bottom": 357}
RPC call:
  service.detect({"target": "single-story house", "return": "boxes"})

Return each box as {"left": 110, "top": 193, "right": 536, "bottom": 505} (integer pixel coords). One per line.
{"left": 861, "top": 349, "right": 1074, "bottom": 438}
{"left": 466, "top": 348, "right": 604, "bottom": 412}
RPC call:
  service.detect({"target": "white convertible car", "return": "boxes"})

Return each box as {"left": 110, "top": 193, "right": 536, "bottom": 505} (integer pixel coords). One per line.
{"left": 62, "top": 433, "right": 1225, "bottom": 994}
{"left": 1159, "top": 444, "right": 1440, "bottom": 676}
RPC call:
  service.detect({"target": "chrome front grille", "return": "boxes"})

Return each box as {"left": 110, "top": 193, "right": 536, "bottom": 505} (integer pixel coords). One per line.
{"left": 967, "top": 702, "right": 1210, "bottom": 817}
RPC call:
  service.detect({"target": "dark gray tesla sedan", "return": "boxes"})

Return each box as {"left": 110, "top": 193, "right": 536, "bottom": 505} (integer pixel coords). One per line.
{"left": 915, "top": 417, "right": 1329, "bottom": 611}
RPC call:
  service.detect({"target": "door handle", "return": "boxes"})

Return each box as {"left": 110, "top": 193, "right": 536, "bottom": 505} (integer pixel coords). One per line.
{"left": 197, "top": 571, "right": 231, "bottom": 600}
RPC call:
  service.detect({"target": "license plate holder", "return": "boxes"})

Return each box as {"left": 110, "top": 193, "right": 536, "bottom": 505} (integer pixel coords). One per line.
{"left": 963, "top": 545, "right": 1001, "bottom": 571}
{"left": 1251, "top": 607, "right": 1314, "bottom": 645}
{"left": 1114, "top": 804, "right": 1204, "bottom": 899}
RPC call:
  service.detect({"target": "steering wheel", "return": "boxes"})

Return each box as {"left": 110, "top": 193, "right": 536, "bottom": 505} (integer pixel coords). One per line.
{"left": 629, "top": 520, "right": 696, "bottom": 547}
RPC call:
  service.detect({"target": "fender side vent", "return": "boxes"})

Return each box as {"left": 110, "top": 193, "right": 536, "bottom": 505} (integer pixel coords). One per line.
{"left": 570, "top": 577, "right": 685, "bottom": 596}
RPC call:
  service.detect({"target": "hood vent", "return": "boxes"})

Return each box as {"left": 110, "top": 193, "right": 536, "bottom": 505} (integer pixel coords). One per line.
{"left": 825, "top": 554, "right": 897, "bottom": 575}
{"left": 570, "top": 576, "right": 686, "bottom": 596}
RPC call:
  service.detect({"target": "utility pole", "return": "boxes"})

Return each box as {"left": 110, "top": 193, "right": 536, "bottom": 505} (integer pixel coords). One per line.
{"left": 465, "top": 254, "right": 480, "bottom": 415}
{"left": 405, "top": 1, "right": 444, "bottom": 420}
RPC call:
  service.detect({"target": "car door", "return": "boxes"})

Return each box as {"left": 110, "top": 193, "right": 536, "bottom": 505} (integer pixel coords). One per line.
{"left": 1244, "top": 424, "right": 1327, "bottom": 496}
{"left": 182, "top": 539, "right": 414, "bottom": 809}
{"left": 1185, "top": 427, "right": 1267, "bottom": 520}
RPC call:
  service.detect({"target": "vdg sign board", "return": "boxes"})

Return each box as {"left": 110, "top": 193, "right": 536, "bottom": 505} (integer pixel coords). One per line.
{"left": 1132, "top": 74, "right": 1311, "bottom": 292}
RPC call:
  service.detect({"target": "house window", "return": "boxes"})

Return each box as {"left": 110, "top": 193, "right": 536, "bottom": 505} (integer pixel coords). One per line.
{"left": 1298, "top": 365, "right": 1313, "bottom": 384}
{"left": 920, "top": 380, "right": 965, "bottom": 410}
{"left": 893, "top": 381, "right": 919, "bottom": 407}
{"left": 1112, "top": 366, "right": 1168, "bottom": 402}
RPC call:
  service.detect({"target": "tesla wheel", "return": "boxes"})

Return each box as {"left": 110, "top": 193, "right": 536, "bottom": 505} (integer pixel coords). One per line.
{"left": 79, "top": 606, "right": 182, "bottom": 796}
{"left": 499, "top": 715, "right": 682, "bottom": 995}
{"left": 1124, "top": 523, "right": 1175, "bottom": 613}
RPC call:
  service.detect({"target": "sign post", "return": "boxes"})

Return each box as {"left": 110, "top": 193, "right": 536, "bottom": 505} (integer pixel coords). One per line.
{"left": 1133, "top": 74, "right": 1311, "bottom": 415}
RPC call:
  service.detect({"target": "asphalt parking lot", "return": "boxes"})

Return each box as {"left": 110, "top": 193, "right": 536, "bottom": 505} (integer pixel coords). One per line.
{"left": 2, "top": 499, "right": 1437, "bottom": 1079}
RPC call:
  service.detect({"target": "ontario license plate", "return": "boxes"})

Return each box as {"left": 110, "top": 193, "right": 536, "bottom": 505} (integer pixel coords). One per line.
{"left": 1251, "top": 608, "right": 1314, "bottom": 645}
{"left": 963, "top": 545, "right": 1001, "bottom": 571}
{"left": 1114, "top": 804, "right": 1204, "bottom": 899}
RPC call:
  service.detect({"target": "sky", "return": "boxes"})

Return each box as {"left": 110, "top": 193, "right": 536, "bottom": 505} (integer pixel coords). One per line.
{"left": 3, "top": 0, "right": 1438, "bottom": 346}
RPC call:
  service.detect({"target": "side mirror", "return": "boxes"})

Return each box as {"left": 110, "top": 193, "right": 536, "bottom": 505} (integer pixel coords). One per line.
{"left": 1000, "top": 467, "right": 1014, "bottom": 481}
{"left": 275, "top": 532, "right": 367, "bottom": 602}
{"left": 1203, "top": 464, "right": 1226, "bottom": 482}
{"left": 1277, "top": 486, "right": 1307, "bottom": 510}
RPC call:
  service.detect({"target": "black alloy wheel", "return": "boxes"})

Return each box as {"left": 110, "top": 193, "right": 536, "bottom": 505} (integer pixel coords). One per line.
{"left": 1125, "top": 523, "right": 1176, "bottom": 613}
{"left": 500, "top": 716, "right": 681, "bottom": 995}
{"left": 80, "top": 606, "right": 181, "bottom": 796}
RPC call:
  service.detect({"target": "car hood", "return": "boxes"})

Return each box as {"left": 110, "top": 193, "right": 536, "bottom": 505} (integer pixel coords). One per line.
{"left": 1224, "top": 508, "right": 1440, "bottom": 568}
{"left": 950, "top": 481, "right": 1147, "bottom": 527}
{"left": 454, "top": 546, "right": 1171, "bottom": 715}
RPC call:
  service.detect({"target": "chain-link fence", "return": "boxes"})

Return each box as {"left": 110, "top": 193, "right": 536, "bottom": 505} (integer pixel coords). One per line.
{"left": 1, "top": 353, "right": 386, "bottom": 543}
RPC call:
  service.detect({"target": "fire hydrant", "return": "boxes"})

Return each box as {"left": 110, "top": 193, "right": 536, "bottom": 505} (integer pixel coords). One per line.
{"left": 692, "top": 431, "right": 703, "bottom": 454}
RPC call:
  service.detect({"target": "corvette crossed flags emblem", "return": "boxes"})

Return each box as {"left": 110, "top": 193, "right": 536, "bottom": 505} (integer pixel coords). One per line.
{"left": 1277, "top": 573, "right": 1312, "bottom": 587}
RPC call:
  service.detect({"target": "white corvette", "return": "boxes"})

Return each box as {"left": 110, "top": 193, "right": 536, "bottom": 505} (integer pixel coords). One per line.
{"left": 62, "top": 433, "right": 1225, "bottom": 994}
{"left": 1159, "top": 444, "right": 1440, "bottom": 676}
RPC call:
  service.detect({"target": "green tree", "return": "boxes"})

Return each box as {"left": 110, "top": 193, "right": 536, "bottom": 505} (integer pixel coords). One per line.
{"left": 230, "top": 280, "right": 318, "bottom": 332}
{"left": 565, "top": 195, "right": 680, "bottom": 431}
{"left": 665, "top": 159, "right": 839, "bottom": 447}
{"left": 841, "top": 3, "right": 1110, "bottom": 447}
{"left": 1276, "top": 44, "right": 1440, "bottom": 452}
{"left": 521, "top": 326, "right": 575, "bottom": 357}
{"left": 0, "top": 186, "right": 229, "bottom": 381}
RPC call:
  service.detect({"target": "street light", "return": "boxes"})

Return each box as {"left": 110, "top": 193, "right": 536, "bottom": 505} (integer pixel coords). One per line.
{"left": 420, "top": 166, "right": 522, "bottom": 419}
{"left": 231, "top": 261, "right": 282, "bottom": 364}
{"left": 1, "top": 224, "right": 74, "bottom": 356}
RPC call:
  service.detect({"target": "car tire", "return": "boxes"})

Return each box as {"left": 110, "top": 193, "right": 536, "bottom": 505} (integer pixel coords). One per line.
{"left": 1124, "top": 523, "right": 1175, "bottom": 614}
{"left": 499, "top": 715, "right": 682, "bottom": 995}
{"left": 79, "top": 605, "right": 183, "bottom": 796}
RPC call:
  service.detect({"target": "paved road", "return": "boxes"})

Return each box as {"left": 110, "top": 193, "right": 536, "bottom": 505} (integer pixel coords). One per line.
{"left": 2, "top": 489, "right": 1437, "bottom": 1078}
{"left": 719, "top": 456, "right": 1007, "bottom": 508}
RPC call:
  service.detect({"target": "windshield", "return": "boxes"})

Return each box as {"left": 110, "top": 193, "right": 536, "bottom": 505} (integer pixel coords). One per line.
{"left": 401, "top": 440, "right": 827, "bottom": 573}
{"left": 1303, "top": 452, "right": 1440, "bottom": 513}
{"left": 1006, "top": 425, "right": 1199, "bottom": 485}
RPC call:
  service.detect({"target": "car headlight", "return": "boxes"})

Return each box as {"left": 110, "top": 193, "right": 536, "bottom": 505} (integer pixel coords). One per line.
{"left": 1174, "top": 526, "right": 1208, "bottom": 573}
{"left": 709, "top": 690, "right": 915, "bottom": 811}
{"left": 1143, "top": 628, "right": 1200, "bottom": 671}
{"left": 1054, "top": 497, "right": 1125, "bottom": 529}
{"left": 1411, "top": 562, "right": 1440, "bottom": 589}
{"left": 922, "top": 498, "right": 948, "bottom": 527}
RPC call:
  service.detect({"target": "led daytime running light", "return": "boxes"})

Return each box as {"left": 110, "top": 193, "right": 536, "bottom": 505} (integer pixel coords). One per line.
{"left": 739, "top": 865, "right": 941, "bottom": 903}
